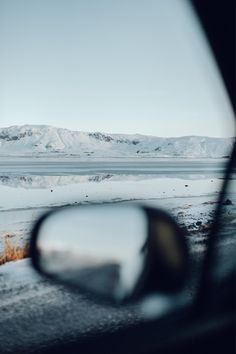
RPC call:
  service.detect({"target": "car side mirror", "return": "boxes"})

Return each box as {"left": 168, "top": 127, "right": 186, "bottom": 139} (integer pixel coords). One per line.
{"left": 30, "top": 204, "right": 189, "bottom": 303}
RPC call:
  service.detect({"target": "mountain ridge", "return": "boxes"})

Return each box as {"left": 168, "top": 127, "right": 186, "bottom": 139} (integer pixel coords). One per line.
{"left": 0, "top": 125, "right": 233, "bottom": 158}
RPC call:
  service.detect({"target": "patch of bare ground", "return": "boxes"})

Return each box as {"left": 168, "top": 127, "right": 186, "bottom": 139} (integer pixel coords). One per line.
{"left": 0, "top": 238, "right": 29, "bottom": 265}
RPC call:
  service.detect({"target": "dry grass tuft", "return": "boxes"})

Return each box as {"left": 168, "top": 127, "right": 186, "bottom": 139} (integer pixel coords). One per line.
{"left": 0, "top": 238, "right": 29, "bottom": 265}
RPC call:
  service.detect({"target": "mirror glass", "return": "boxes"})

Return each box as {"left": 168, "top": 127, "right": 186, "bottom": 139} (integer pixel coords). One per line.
{"left": 37, "top": 204, "right": 147, "bottom": 300}
{"left": 35, "top": 204, "right": 188, "bottom": 301}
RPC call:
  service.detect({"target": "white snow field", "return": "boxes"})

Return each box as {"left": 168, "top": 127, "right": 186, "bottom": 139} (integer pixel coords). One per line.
{"left": 0, "top": 159, "right": 226, "bottom": 259}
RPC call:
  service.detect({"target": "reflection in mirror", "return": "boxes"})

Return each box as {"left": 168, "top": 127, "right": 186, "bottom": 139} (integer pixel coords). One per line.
{"left": 37, "top": 205, "right": 147, "bottom": 300}
{"left": 32, "top": 204, "right": 188, "bottom": 302}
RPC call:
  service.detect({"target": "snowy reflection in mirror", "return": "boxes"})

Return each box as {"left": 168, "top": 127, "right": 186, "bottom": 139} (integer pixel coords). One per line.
{"left": 36, "top": 204, "right": 147, "bottom": 300}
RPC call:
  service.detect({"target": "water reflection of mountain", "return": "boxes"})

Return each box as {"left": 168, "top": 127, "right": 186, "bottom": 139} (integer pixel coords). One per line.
{"left": 0, "top": 173, "right": 219, "bottom": 189}
{"left": 0, "top": 174, "right": 114, "bottom": 189}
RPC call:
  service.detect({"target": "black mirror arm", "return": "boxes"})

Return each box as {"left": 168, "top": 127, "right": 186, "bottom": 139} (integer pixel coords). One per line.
{"left": 196, "top": 141, "right": 236, "bottom": 308}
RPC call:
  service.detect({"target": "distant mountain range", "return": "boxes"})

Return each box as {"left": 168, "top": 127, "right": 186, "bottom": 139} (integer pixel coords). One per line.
{"left": 0, "top": 125, "right": 233, "bottom": 158}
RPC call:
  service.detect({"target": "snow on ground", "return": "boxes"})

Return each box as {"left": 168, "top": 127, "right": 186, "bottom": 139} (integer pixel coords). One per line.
{"left": 0, "top": 258, "right": 41, "bottom": 289}
{"left": 0, "top": 177, "right": 221, "bottom": 257}
{"left": 0, "top": 157, "right": 228, "bottom": 264}
{"left": 0, "top": 157, "right": 234, "bottom": 347}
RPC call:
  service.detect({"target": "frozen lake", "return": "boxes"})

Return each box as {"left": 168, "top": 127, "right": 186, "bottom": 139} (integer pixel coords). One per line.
{"left": 0, "top": 157, "right": 234, "bottom": 261}
{"left": 0, "top": 158, "right": 227, "bottom": 177}
{"left": 0, "top": 158, "right": 229, "bottom": 258}
{"left": 0, "top": 159, "right": 226, "bottom": 212}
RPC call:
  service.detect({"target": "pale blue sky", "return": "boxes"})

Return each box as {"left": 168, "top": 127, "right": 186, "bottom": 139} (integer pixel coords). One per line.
{"left": 0, "top": 0, "right": 235, "bottom": 137}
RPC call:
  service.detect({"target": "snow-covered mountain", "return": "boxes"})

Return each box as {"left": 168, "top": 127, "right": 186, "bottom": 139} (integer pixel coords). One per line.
{"left": 0, "top": 125, "right": 233, "bottom": 158}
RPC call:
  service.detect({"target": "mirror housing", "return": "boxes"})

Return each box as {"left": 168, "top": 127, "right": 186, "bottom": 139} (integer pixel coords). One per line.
{"left": 30, "top": 204, "right": 189, "bottom": 303}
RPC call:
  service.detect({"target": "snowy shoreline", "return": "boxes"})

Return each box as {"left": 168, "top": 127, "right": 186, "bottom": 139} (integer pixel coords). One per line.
{"left": 0, "top": 180, "right": 222, "bottom": 262}
{"left": 0, "top": 157, "right": 231, "bottom": 265}
{"left": 0, "top": 176, "right": 222, "bottom": 211}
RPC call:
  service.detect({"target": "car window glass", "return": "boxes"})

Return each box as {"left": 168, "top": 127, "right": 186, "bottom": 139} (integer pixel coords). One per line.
{"left": 0, "top": 0, "right": 235, "bottom": 297}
